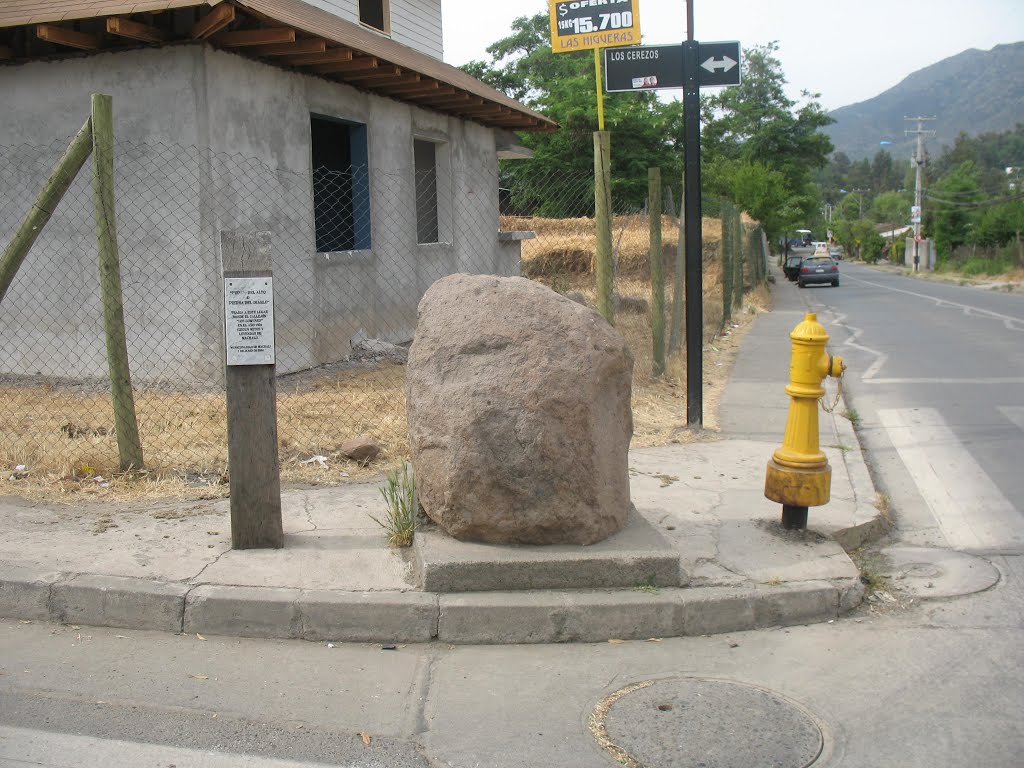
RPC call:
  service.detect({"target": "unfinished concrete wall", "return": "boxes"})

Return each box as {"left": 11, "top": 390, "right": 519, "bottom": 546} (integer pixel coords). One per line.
{"left": 0, "top": 44, "right": 512, "bottom": 387}
{"left": 0, "top": 45, "right": 209, "bottom": 385}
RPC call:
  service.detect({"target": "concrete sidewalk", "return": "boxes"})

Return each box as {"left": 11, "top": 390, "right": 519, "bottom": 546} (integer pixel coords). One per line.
{"left": 0, "top": 272, "right": 884, "bottom": 645}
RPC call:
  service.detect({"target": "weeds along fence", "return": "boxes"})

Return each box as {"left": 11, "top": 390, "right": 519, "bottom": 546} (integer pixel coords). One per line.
{"left": 0, "top": 137, "right": 768, "bottom": 490}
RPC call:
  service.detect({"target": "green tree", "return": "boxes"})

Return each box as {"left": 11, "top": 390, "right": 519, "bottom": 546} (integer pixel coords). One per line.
{"left": 870, "top": 190, "right": 912, "bottom": 224}
{"left": 930, "top": 161, "right": 983, "bottom": 258}
{"left": 832, "top": 217, "right": 884, "bottom": 263}
{"left": 701, "top": 43, "right": 834, "bottom": 239}
{"left": 462, "top": 13, "right": 685, "bottom": 214}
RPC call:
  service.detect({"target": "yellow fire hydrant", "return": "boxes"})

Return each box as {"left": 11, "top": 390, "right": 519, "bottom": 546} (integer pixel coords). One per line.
{"left": 764, "top": 312, "right": 845, "bottom": 529}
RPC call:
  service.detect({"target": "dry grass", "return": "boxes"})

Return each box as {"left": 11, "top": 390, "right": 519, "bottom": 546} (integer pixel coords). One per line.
{"left": 2, "top": 214, "right": 770, "bottom": 503}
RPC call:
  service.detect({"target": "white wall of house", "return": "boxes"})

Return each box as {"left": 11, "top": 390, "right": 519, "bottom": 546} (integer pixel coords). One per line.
{"left": 302, "top": 0, "right": 444, "bottom": 59}
{"left": 0, "top": 43, "right": 514, "bottom": 386}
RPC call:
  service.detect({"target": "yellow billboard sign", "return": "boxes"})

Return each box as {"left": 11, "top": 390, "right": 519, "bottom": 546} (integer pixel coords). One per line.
{"left": 548, "top": 0, "right": 641, "bottom": 54}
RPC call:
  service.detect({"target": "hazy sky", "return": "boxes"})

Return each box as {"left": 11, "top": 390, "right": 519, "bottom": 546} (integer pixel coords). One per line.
{"left": 440, "top": 0, "right": 1024, "bottom": 111}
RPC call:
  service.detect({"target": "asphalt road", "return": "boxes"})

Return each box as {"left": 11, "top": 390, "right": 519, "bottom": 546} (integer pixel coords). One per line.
{"left": 790, "top": 261, "right": 1024, "bottom": 555}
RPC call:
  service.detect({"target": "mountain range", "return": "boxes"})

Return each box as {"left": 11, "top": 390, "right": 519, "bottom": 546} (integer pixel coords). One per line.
{"left": 824, "top": 41, "right": 1024, "bottom": 161}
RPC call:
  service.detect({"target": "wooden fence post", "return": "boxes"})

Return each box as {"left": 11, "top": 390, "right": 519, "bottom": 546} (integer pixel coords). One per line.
{"left": 649, "top": 167, "right": 665, "bottom": 376}
{"left": 732, "top": 207, "right": 744, "bottom": 312}
{"left": 221, "top": 230, "right": 283, "bottom": 549}
{"left": 669, "top": 178, "right": 685, "bottom": 354}
{"left": 91, "top": 93, "right": 144, "bottom": 472}
{"left": 594, "top": 130, "right": 614, "bottom": 325}
{"left": 721, "top": 200, "right": 733, "bottom": 323}
{"left": 0, "top": 118, "right": 93, "bottom": 305}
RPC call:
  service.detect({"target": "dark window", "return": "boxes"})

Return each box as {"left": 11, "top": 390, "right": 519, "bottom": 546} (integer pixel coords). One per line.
{"left": 414, "top": 139, "right": 439, "bottom": 244}
{"left": 311, "top": 115, "right": 370, "bottom": 252}
{"left": 359, "top": 0, "right": 388, "bottom": 32}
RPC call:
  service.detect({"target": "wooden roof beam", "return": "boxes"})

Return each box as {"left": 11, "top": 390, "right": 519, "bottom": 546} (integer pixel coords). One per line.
{"left": 314, "top": 56, "right": 378, "bottom": 74}
{"left": 106, "top": 17, "right": 168, "bottom": 44}
{"left": 428, "top": 94, "right": 482, "bottom": 108}
{"left": 248, "top": 38, "right": 325, "bottom": 57}
{"left": 215, "top": 28, "right": 295, "bottom": 48}
{"left": 36, "top": 24, "right": 103, "bottom": 51}
{"left": 404, "top": 86, "right": 457, "bottom": 101}
{"left": 191, "top": 3, "right": 235, "bottom": 39}
{"left": 379, "top": 80, "right": 440, "bottom": 96}
{"left": 283, "top": 47, "right": 352, "bottom": 66}
{"left": 456, "top": 104, "right": 512, "bottom": 117}
{"left": 341, "top": 65, "right": 400, "bottom": 82}
{"left": 488, "top": 115, "right": 538, "bottom": 126}
{"left": 361, "top": 72, "right": 420, "bottom": 88}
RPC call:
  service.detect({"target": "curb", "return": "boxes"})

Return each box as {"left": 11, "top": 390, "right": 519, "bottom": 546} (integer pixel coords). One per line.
{"left": 817, "top": 375, "right": 892, "bottom": 553}
{"left": 0, "top": 564, "right": 864, "bottom": 645}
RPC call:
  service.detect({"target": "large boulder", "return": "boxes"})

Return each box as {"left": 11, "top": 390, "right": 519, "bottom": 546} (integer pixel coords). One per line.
{"left": 406, "top": 274, "right": 633, "bottom": 545}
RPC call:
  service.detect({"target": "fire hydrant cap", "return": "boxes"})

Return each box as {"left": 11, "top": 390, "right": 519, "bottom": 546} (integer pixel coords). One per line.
{"left": 790, "top": 312, "right": 830, "bottom": 343}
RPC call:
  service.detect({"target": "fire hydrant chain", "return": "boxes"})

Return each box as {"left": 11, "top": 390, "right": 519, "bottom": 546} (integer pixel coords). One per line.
{"left": 819, "top": 366, "right": 843, "bottom": 414}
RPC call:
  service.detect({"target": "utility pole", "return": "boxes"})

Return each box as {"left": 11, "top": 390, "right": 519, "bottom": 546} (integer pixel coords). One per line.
{"left": 905, "top": 116, "right": 935, "bottom": 272}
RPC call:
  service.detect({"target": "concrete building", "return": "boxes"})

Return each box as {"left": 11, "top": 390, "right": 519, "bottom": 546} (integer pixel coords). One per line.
{"left": 0, "top": 0, "right": 554, "bottom": 385}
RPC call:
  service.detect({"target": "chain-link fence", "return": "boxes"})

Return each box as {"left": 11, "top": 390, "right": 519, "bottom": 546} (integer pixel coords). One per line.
{"left": 0, "top": 137, "right": 767, "bottom": 492}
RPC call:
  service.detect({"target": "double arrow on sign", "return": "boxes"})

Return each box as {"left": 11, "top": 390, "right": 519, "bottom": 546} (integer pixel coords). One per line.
{"left": 700, "top": 55, "right": 737, "bottom": 74}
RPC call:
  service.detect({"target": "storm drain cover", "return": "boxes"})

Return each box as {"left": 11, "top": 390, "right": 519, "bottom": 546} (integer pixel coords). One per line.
{"left": 591, "top": 678, "right": 823, "bottom": 768}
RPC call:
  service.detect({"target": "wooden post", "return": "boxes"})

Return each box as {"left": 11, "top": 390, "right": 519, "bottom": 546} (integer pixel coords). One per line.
{"left": 732, "top": 207, "right": 743, "bottom": 311}
{"left": 593, "top": 131, "right": 614, "bottom": 325}
{"left": 0, "top": 118, "right": 93, "bottom": 305}
{"left": 668, "top": 177, "right": 685, "bottom": 355}
{"left": 91, "top": 93, "right": 144, "bottom": 472}
{"left": 721, "top": 200, "right": 733, "bottom": 323}
{"left": 221, "top": 230, "right": 283, "bottom": 549}
{"left": 649, "top": 168, "right": 665, "bottom": 376}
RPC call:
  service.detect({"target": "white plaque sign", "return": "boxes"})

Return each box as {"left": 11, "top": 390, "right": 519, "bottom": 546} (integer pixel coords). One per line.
{"left": 224, "top": 277, "right": 275, "bottom": 365}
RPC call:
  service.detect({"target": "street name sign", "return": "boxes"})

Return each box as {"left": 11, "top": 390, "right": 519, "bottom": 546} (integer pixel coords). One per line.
{"left": 604, "top": 40, "right": 742, "bottom": 91}
{"left": 548, "top": 0, "right": 641, "bottom": 54}
{"left": 604, "top": 44, "right": 683, "bottom": 91}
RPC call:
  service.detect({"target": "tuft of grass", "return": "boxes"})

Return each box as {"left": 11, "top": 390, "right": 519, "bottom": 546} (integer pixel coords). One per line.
{"left": 370, "top": 463, "right": 417, "bottom": 547}
{"left": 874, "top": 492, "right": 894, "bottom": 525}
{"left": 633, "top": 575, "right": 658, "bottom": 593}
{"left": 843, "top": 408, "right": 861, "bottom": 426}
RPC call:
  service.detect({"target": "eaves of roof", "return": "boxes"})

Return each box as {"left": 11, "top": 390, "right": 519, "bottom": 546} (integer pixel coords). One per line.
{"left": 0, "top": 0, "right": 557, "bottom": 133}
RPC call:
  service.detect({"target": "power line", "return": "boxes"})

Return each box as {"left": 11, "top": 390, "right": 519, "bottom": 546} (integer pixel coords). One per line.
{"left": 924, "top": 191, "right": 1024, "bottom": 209}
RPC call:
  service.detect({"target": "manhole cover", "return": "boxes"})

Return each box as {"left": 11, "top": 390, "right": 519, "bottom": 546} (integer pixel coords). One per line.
{"left": 592, "top": 678, "right": 823, "bottom": 768}
{"left": 881, "top": 546, "right": 1000, "bottom": 598}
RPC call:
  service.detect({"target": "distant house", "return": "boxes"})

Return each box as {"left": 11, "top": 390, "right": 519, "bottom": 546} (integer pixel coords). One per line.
{"left": 875, "top": 224, "right": 912, "bottom": 240}
{"left": 0, "top": 0, "right": 554, "bottom": 384}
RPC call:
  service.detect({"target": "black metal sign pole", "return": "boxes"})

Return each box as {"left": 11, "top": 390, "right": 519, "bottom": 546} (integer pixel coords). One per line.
{"left": 683, "top": 0, "right": 703, "bottom": 426}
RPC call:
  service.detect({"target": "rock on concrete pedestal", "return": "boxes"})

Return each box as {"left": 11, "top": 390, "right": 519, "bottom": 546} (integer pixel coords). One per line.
{"left": 407, "top": 274, "right": 633, "bottom": 545}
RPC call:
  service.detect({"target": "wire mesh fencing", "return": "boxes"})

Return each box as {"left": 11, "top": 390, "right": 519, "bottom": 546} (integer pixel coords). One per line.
{"left": 0, "top": 139, "right": 767, "bottom": 493}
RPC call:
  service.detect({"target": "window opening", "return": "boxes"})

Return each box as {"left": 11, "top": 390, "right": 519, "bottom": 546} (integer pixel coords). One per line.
{"left": 414, "top": 139, "right": 439, "bottom": 244}
{"left": 359, "top": 0, "right": 389, "bottom": 33}
{"left": 311, "top": 115, "right": 370, "bottom": 252}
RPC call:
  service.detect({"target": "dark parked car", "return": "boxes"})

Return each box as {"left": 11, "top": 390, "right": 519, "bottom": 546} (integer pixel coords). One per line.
{"left": 783, "top": 254, "right": 804, "bottom": 281}
{"left": 797, "top": 255, "right": 840, "bottom": 287}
